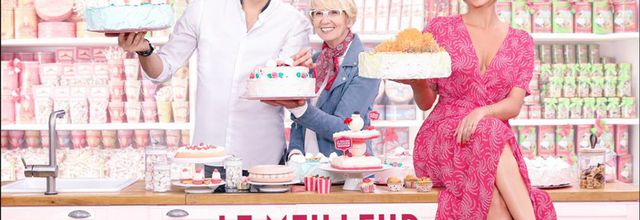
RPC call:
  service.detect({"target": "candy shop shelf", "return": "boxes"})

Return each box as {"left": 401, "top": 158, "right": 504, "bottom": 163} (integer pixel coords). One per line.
{"left": 531, "top": 33, "right": 640, "bottom": 43}
{"left": 0, "top": 123, "right": 191, "bottom": 131}
{"left": 310, "top": 34, "right": 395, "bottom": 44}
{"left": 0, "top": 37, "right": 169, "bottom": 47}
{"left": 509, "top": 118, "right": 640, "bottom": 126}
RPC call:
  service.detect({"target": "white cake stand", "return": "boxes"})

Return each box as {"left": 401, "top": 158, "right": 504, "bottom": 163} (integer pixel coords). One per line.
{"left": 247, "top": 180, "right": 300, "bottom": 193}
{"left": 171, "top": 155, "right": 230, "bottom": 166}
{"left": 172, "top": 181, "right": 226, "bottom": 194}
{"left": 320, "top": 164, "right": 390, "bottom": 191}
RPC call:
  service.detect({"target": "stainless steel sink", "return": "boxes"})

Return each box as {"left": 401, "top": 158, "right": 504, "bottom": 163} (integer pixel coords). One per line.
{"left": 1, "top": 178, "right": 137, "bottom": 193}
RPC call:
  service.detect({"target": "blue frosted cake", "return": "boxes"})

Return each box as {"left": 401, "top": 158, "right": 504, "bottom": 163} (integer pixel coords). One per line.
{"left": 85, "top": 0, "right": 174, "bottom": 33}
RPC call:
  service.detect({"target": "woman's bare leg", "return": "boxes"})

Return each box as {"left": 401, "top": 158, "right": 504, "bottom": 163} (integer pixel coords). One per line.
{"left": 495, "top": 145, "right": 535, "bottom": 220}
{"left": 487, "top": 186, "right": 512, "bottom": 220}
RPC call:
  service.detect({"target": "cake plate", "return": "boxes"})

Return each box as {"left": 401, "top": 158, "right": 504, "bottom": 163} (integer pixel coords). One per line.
{"left": 172, "top": 181, "right": 225, "bottom": 194}
{"left": 171, "top": 155, "right": 230, "bottom": 166}
{"left": 320, "top": 164, "right": 390, "bottom": 191}
{"left": 247, "top": 180, "right": 300, "bottom": 193}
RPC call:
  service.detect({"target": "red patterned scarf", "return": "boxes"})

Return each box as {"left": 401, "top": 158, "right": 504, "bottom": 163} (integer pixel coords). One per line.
{"left": 314, "top": 30, "right": 354, "bottom": 93}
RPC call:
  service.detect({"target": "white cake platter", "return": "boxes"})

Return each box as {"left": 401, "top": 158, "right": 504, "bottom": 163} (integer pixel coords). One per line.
{"left": 241, "top": 95, "right": 317, "bottom": 101}
{"left": 320, "top": 164, "right": 390, "bottom": 191}
{"left": 247, "top": 180, "right": 300, "bottom": 186}
{"left": 532, "top": 183, "right": 571, "bottom": 189}
{"left": 172, "top": 181, "right": 225, "bottom": 194}
{"left": 171, "top": 155, "right": 230, "bottom": 166}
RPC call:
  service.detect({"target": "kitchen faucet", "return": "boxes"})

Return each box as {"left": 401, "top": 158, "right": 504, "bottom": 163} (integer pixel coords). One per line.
{"left": 22, "top": 110, "right": 65, "bottom": 195}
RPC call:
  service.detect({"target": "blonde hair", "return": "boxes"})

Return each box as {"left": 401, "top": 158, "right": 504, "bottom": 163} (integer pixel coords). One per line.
{"left": 308, "top": 0, "right": 358, "bottom": 21}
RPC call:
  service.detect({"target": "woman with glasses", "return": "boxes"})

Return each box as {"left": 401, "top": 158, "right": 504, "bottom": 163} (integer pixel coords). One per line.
{"left": 395, "top": 0, "right": 558, "bottom": 219}
{"left": 262, "top": 0, "right": 380, "bottom": 159}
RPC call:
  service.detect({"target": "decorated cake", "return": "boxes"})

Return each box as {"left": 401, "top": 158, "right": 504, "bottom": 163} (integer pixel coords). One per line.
{"left": 525, "top": 156, "right": 575, "bottom": 187}
{"left": 84, "top": 0, "right": 174, "bottom": 33}
{"left": 330, "top": 113, "right": 382, "bottom": 170}
{"left": 244, "top": 59, "right": 315, "bottom": 99}
{"left": 287, "top": 152, "right": 345, "bottom": 183}
{"left": 174, "top": 143, "right": 225, "bottom": 158}
{"left": 359, "top": 28, "right": 451, "bottom": 79}
{"left": 248, "top": 165, "right": 295, "bottom": 183}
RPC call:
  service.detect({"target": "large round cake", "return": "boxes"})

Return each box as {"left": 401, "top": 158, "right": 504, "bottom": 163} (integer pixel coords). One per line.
{"left": 248, "top": 165, "right": 295, "bottom": 183}
{"left": 85, "top": 0, "right": 174, "bottom": 33}
{"left": 174, "top": 143, "right": 225, "bottom": 158}
{"left": 524, "top": 157, "right": 574, "bottom": 187}
{"left": 245, "top": 59, "right": 315, "bottom": 99}
{"left": 359, "top": 28, "right": 451, "bottom": 79}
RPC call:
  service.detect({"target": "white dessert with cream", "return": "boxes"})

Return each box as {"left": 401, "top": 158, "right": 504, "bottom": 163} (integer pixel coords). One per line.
{"left": 174, "top": 143, "right": 225, "bottom": 158}
{"left": 245, "top": 59, "right": 315, "bottom": 99}
{"left": 525, "top": 157, "right": 574, "bottom": 187}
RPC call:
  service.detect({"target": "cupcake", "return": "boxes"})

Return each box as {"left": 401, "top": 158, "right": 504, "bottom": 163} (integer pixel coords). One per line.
{"left": 387, "top": 177, "right": 403, "bottom": 192}
{"left": 360, "top": 178, "right": 375, "bottom": 193}
{"left": 192, "top": 167, "right": 204, "bottom": 185}
{"left": 404, "top": 175, "right": 418, "bottom": 188}
{"left": 179, "top": 168, "right": 191, "bottom": 184}
{"left": 416, "top": 177, "right": 433, "bottom": 192}
{"left": 210, "top": 168, "right": 222, "bottom": 184}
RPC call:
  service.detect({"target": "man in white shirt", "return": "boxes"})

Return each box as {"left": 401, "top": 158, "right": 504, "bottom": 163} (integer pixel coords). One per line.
{"left": 116, "top": 0, "right": 312, "bottom": 168}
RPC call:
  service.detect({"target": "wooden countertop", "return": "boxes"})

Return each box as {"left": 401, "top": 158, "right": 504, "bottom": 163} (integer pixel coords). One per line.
{"left": 2, "top": 181, "right": 638, "bottom": 206}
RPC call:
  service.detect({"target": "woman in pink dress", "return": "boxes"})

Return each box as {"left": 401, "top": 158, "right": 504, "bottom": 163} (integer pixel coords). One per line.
{"left": 397, "top": 0, "right": 557, "bottom": 219}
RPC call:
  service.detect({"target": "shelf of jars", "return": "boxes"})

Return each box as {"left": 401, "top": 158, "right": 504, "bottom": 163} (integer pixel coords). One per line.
{"left": 0, "top": 123, "right": 192, "bottom": 131}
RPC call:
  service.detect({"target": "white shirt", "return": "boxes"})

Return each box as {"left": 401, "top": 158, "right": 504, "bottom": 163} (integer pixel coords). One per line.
{"left": 145, "top": 0, "right": 312, "bottom": 168}
{"left": 288, "top": 42, "right": 352, "bottom": 157}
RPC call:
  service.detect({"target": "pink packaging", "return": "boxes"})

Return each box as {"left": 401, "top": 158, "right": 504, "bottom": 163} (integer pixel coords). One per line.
{"left": 576, "top": 125, "right": 593, "bottom": 149}
{"left": 0, "top": 94, "right": 15, "bottom": 125}
{"left": 166, "top": 129, "right": 181, "bottom": 148}
{"left": 39, "top": 130, "right": 49, "bottom": 148}
{"left": 134, "top": 130, "right": 149, "bottom": 148}
{"left": 93, "top": 62, "right": 109, "bottom": 76}
{"left": 1, "top": 61, "right": 19, "bottom": 90}
{"left": 142, "top": 101, "right": 158, "bottom": 122}
{"left": 181, "top": 129, "right": 189, "bottom": 146}
{"left": 528, "top": 105, "right": 542, "bottom": 119}
{"left": 109, "top": 80, "right": 125, "bottom": 101}
{"left": 8, "top": 130, "right": 25, "bottom": 148}
{"left": 142, "top": 80, "right": 158, "bottom": 100}
{"left": 516, "top": 106, "right": 528, "bottom": 119}
{"left": 16, "top": 94, "right": 35, "bottom": 124}
{"left": 617, "top": 155, "right": 632, "bottom": 183}
{"left": 15, "top": 52, "right": 34, "bottom": 61}
{"left": 1, "top": 52, "right": 14, "bottom": 61}
{"left": 613, "top": 1, "right": 638, "bottom": 32}
{"left": 1, "top": 9, "right": 14, "bottom": 39}
{"left": 57, "top": 130, "right": 71, "bottom": 148}
{"left": 518, "top": 126, "right": 538, "bottom": 159}
{"left": 34, "top": 97, "right": 52, "bottom": 124}
{"left": 102, "top": 130, "right": 116, "bottom": 148}
{"left": 34, "top": 0, "right": 73, "bottom": 21}
{"left": 39, "top": 62, "right": 61, "bottom": 77}
{"left": 172, "top": 101, "right": 189, "bottom": 123}
{"left": 53, "top": 98, "right": 70, "bottom": 124}
{"left": 615, "top": 125, "right": 629, "bottom": 155}
{"left": 125, "top": 80, "right": 141, "bottom": 101}
{"left": 316, "top": 176, "right": 331, "bottom": 194}
{"left": 55, "top": 48, "right": 75, "bottom": 63}
{"left": 75, "top": 47, "right": 92, "bottom": 62}
{"left": 124, "top": 59, "right": 140, "bottom": 80}
{"left": 573, "top": 2, "right": 593, "bottom": 33}
{"left": 14, "top": 7, "right": 37, "bottom": 39}
{"left": 17, "top": 0, "right": 34, "bottom": 7}
{"left": 75, "top": 63, "right": 93, "bottom": 76}
{"left": 86, "top": 130, "right": 101, "bottom": 148}
{"left": 22, "top": 61, "right": 40, "bottom": 86}
{"left": 600, "top": 124, "right": 615, "bottom": 151}
{"left": 531, "top": 2, "right": 552, "bottom": 33}
{"left": 555, "top": 125, "right": 575, "bottom": 157}
{"left": 108, "top": 101, "right": 125, "bottom": 123}
{"left": 171, "top": 78, "right": 188, "bottom": 101}
{"left": 125, "top": 101, "right": 142, "bottom": 123}
{"left": 537, "top": 126, "right": 556, "bottom": 157}
{"left": 92, "top": 47, "right": 107, "bottom": 62}
{"left": 495, "top": 2, "right": 512, "bottom": 25}
{"left": 117, "top": 130, "right": 133, "bottom": 148}
{"left": 38, "top": 22, "right": 75, "bottom": 38}
{"left": 89, "top": 98, "right": 108, "bottom": 124}
{"left": 35, "top": 51, "right": 55, "bottom": 63}
{"left": 71, "top": 130, "right": 86, "bottom": 149}
{"left": 1, "top": 131, "right": 7, "bottom": 148}
{"left": 90, "top": 86, "right": 109, "bottom": 99}
{"left": 25, "top": 130, "right": 40, "bottom": 148}
{"left": 70, "top": 97, "right": 88, "bottom": 124}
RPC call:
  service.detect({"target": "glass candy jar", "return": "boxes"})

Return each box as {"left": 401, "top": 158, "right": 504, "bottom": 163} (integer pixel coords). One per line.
{"left": 152, "top": 162, "right": 171, "bottom": 192}
{"left": 145, "top": 142, "right": 169, "bottom": 191}
{"left": 579, "top": 135, "right": 606, "bottom": 189}
{"left": 224, "top": 155, "right": 243, "bottom": 192}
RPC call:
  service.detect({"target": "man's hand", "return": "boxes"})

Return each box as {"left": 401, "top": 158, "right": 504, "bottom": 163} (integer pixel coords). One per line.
{"left": 113, "top": 32, "right": 149, "bottom": 53}
{"left": 261, "top": 100, "right": 306, "bottom": 109}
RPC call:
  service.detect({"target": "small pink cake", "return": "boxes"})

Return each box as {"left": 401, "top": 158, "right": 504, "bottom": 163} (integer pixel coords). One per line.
{"left": 174, "top": 143, "right": 225, "bottom": 158}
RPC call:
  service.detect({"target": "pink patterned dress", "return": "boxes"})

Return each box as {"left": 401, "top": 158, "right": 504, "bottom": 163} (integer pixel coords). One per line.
{"left": 414, "top": 16, "right": 557, "bottom": 220}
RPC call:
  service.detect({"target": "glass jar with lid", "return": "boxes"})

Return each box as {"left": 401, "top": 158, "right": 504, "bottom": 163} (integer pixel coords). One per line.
{"left": 145, "top": 141, "right": 169, "bottom": 191}
{"left": 152, "top": 162, "right": 171, "bottom": 192}
{"left": 224, "top": 155, "right": 242, "bottom": 191}
{"left": 578, "top": 134, "right": 606, "bottom": 189}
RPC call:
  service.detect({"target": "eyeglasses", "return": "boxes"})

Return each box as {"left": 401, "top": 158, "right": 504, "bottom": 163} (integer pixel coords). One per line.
{"left": 308, "top": 9, "right": 345, "bottom": 20}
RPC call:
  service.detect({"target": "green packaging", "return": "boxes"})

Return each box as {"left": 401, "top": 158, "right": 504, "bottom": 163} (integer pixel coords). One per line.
{"left": 564, "top": 77, "right": 577, "bottom": 98}
{"left": 617, "top": 74, "right": 632, "bottom": 97}
{"left": 591, "top": 63, "right": 604, "bottom": 77}
{"left": 552, "top": 1, "right": 574, "bottom": 33}
{"left": 583, "top": 97, "right": 596, "bottom": 118}
{"left": 593, "top": 1, "right": 614, "bottom": 34}
{"left": 543, "top": 98, "right": 558, "bottom": 119}
{"left": 604, "top": 76, "right": 618, "bottom": 97}
{"left": 557, "top": 98, "right": 571, "bottom": 119}
{"left": 620, "top": 97, "right": 636, "bottom": 118}
{"left": 577, "top": 76, "right": 591, "bottom": 97}
{"left": 590, "top": 77, "right": 605, "bottom": 97}
{"left": 512, "top": 1, "right": 532, "bottom": 32}
{"left": 607, "top": 97, "right": 620, "bottom": 118}
{"left": 595, "top": 97, "right": 609, "bottom": 118}
{"left": 570, "top": 98, "right": 584, "bottom": 119}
